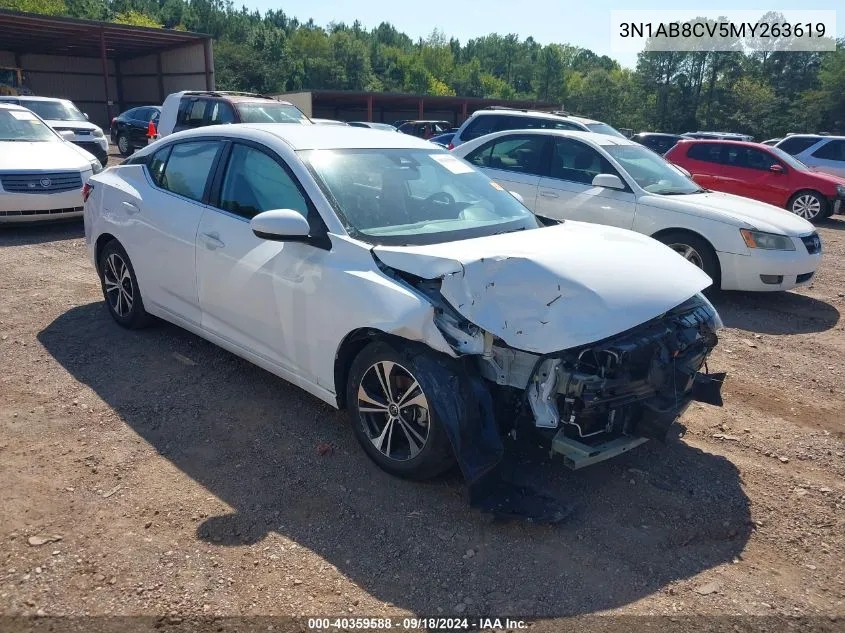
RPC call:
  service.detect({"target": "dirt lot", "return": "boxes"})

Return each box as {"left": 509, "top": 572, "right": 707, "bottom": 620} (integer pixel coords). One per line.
{"left": 1, "top": 207, "right": 844, "bottom": 630}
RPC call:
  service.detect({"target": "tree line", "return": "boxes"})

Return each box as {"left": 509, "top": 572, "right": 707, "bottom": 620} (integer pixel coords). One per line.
{"left": 3, "top": 0, "right": 844, "bottom": 138}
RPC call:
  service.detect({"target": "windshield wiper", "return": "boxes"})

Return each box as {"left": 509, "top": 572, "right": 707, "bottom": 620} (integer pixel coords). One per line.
{"left": 493, "top": 226, "right": 527, "bottom": 236}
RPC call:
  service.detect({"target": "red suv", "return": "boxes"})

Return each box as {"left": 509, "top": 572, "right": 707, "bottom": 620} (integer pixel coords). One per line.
{"left": 666, "top": 140, "right": 845, "bottom": 223}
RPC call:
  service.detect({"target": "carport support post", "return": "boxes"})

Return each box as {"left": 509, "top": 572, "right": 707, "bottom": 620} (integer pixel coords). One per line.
{"left": 367, "top": 95, "right": 373, "bottom": 122}
{"left": 418, "top": 98, "right": 424, "bottom": 120}
{"left": 203, "top": 38, "right": 213, "bottom": 90}
{"left": 461, "top": 101, "right": 468, "bottom": 123}
{"left": 100, "top": 29, "right": 112, "bottom": 123}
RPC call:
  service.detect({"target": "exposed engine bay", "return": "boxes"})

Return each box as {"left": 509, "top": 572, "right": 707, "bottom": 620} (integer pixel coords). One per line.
{"left": 388, "top": 264, "right": 722, "bottom": 469}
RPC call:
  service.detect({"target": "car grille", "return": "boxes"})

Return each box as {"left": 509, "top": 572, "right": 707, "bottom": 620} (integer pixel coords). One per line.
{"left": 0, "top": 207, "right": 82, "bottom": 217}
{"left": 0, "top": 172, "right": 82, "bottom": 193}
{"left": 73, "top": 141, "right": 104, "bottom": 156}
{"left": 796, "top": 272, "right": 814, "bottom": 283}
{"left": 801, "top": 233, "right": 821, "bottom": 254}
{"left": 54, "top": 127, "right": 91, "bottom": 136}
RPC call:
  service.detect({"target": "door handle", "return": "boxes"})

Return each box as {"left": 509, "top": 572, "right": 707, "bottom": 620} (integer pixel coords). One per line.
{"left": 200, "top": 232, "right": 225, "bottom": 250}
{"left": 121, "top": 201, "right": 140, "bottom": 214}
{"left": 539, "top": 190, "right": 560, "bottom": 198}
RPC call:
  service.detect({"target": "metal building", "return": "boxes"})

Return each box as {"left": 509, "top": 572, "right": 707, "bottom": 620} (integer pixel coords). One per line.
{"left": 276, "top": 90, "right": 558, "bottom": 126}
{"left": 0, "top": 9, "right": 214, "bottom": 128}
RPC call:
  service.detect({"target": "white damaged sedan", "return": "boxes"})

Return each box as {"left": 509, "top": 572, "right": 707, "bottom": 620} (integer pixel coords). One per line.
{"left": 84, "top": 124, "right": 722, "bottom": 488}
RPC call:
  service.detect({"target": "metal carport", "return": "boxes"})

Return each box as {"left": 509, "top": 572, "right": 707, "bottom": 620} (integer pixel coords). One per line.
{"left": 0, "top": 9, "right": 213, "bottom": 128}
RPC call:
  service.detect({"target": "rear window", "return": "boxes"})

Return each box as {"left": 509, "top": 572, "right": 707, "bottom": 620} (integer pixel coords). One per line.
{"left": 811, "top": 140, "right": 845, "bottom": 162}
{"left": 777, "top": 136, "right": 822, "bottom": 155}
{"left": 178, "top": 99, "right": 208, "bottom": 128}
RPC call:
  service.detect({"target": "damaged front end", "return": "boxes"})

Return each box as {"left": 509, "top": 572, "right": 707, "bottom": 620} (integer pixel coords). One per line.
{"left": 385, "top": 260, "right": 722, "bottom": 471}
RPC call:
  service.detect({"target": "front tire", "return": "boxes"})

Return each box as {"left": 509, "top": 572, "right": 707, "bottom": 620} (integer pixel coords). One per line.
{"left": 656, "top": 230, "right": 720, "bottom": 291}
{"left": 117, "top": 132, "right": 132, "bottom": 156}
{"left": 97, "top": 240, "right": 150, "bottom": 329}
{"left": 788, "top": 191, "right": 829, "bottom": 222}
{"left": 346, "top": 341, "right": 455, "bottom": 480}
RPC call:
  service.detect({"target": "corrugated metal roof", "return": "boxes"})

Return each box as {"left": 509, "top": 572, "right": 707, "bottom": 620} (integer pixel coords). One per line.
{"left": 0, "top": 9, "right": 210, "bottom": 59}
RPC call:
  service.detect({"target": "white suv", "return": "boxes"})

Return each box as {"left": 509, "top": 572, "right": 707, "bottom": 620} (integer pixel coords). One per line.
{"left": 449, "top": 108, "right": 624, "bottom": 149}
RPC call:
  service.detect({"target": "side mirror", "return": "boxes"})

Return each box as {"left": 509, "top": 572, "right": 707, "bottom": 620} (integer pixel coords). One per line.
{"left": 769, "top": 164, "right": 784, "bottom": 174}
{"left": 83, "top": 112, "right": 89, "bottom": 120}
{"left": 58, "top": 130, "right": 75, "bottom": 141}
{"left": 592, "top": 173, "right": 626, "bottom": 190}
{"left": 674, "top": 165, "right": 692, "bottom": 178}
{"left": 509, "top": 190, "right": 525, "bottom": 204}
{"left": 251, "top": 209, "right": 311, "bottom": 241}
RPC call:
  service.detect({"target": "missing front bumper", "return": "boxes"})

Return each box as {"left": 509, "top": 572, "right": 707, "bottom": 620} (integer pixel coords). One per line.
{"left": 551, "top": 432, "right": 649, "bottom": 470}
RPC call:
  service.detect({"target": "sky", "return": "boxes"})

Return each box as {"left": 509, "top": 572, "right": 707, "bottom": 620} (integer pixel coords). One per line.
{"left": 243, "top": 0, "right": 843, "bottom": 69}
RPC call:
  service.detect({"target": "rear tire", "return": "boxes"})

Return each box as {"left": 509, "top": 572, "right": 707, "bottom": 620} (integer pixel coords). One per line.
{"left": 656, "top": 230, "right": 720, "bottom": 291}
{"left": 97, "top": 240, "right": 151, "bottom": 329}
{"left": 117, "top": 133, "right": 132, "bottom": 157}
{"left": 788, "top": 190, "right": 828, "bottom": 222}
{"left": 346, "top": 341, "right": 455, "bottom": 480}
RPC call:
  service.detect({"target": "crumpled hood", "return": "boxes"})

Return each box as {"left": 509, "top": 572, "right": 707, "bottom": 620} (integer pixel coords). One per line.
{"left": 640, "top": 191, "right": 815, "bottom": 236}
{"left": 0, "top": 141, "right": 92, "bottom": 171}
{"left": 373, "top": 222, "right": 713, "bottom": 353}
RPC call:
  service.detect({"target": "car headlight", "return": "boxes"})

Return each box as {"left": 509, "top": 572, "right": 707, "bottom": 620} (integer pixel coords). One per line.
{"left": 89, "top": 159, "right": 103, "bottom": 175}
{"left": 836, "top": 184, "right": 845, "bottom": 197}
{"left": 92, "top": 128, "right": 104, "bottom": 138}
{"left": 740, "top": 229, "right": 795, "bottom": 251}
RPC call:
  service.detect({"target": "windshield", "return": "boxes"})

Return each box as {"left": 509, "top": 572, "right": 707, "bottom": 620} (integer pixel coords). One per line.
{"left": 20, "top": 99, "right": 87, "bottom": 122}
{"left": 235, "top": 102, "right": 309, "bottom": 124}
{"left": 585, "top": 122, "right": 626, "bottom": 138}
{"left": 303, "top": 148, "right": 543, "bottom": 246}
{"left": 768, "top": 146, "right": 809, "bottom": 172}
{"left": 603, "top": 144, "right": 702, "bottom": 195}
{"left": 0, "top": 108, "right": 58, "bottom": 142}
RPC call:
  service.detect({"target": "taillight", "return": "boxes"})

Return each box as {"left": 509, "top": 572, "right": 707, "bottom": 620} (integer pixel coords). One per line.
{"left": 82, "top": 182, "right": 93, "bottom": 203}
{"left": 111, "top": 117, "right": 117, "bottom": 126}
{"left": 447, "top": 142, "right": 454, "bottom": 150}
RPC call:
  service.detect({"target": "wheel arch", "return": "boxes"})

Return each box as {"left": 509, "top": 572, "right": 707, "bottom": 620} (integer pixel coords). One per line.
{"left": 650, "top": 227, "right": 722, "bottom": 287}
{"left": 94, "top": 232, "right": 119, "bottom": 273}
{"left": 334, "top": 328, "right": 391, "bottom": 409}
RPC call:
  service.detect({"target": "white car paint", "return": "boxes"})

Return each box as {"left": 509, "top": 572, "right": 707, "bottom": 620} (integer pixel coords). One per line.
{"left": 453, "top": 129, "right": 822, "bottom": 292}
{"left": 0, "top": 96, "right": 109, "bottom": 162}
{"left": 0, "top": 103, "right": 97, "bottom": 223}
{"left": 84, "top": 123, "right": 713, "bottom": 412}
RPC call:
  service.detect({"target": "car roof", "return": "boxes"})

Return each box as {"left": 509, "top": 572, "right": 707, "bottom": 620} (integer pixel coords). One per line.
{"left": 635, "top": 132, "right": 680, "bottom": 138}
{"left": 470, "top": 109, "right": 604, "bottom": 125}
{"left": 167, "top": 91, "right": 294, "bottom": 106}
{"left": 677, "top": 139, "right": 766, "bottom": 149}
{"left": 462, "top": 128, "right": 634, "bottom": 147}
{"left": 160, "top": 123, "right": 439, "bottom": 151}
{"left": 9, "top": 96, "right": 71, "bottom": 103}
{"left": 0, "top": 102, "right": 28, "bottom": 110}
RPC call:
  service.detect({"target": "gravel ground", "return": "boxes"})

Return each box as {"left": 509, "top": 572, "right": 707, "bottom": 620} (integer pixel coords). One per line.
{"left": 0, "top": 205, "right": 843, "bottom": 631}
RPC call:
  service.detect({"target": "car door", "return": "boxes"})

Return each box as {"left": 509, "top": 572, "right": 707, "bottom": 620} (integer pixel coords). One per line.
{"left": 534, "top": 137, "right": 636, "bottom": 229}
{"left": 462, "top": 133, "right": 550, "bottom": 209}
{"left": 129, "top": 108, "right": 151, "bottom": 147}
{"left": 127, "top": 138, "right": 224, "bottom": 325}
{"left": 733, "top": 146, "right": 792, "bottom": 206}
{"left": 680, "top": 143, "right": 730, "bottom": 191}
{"left": 195, "top": 140, "right": 327, "bottom": 376}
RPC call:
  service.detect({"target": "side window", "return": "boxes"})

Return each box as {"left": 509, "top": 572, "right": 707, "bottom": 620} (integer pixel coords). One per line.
{"left": 177, "top": 98, "right": 208, "bottom": 128}
{"left": 160, "top": 141, "right": 221, "bottom": 202}
{"left": 464, "top": 141, "right": 494, "bottom": 168}
{"left": 812, "top": 140, "right": 845, "bottom": 162}
{"left": 778, "top": 137, "right": 821, "bottom": 155}
{"left": 209, "top": 101, "right": 236, "bottom": 125}
{"left": 547, "top": 120, "right": 583, "bottom": 131}
{"left": 481, "top": 135, "right": 549, "bottom": 176}
{"left": 462, "top": 115, "right": 497, "bottom": 141}
{"left": 686, "top": 143, "right": 724, "bottom": 164}
{"left": 743, "top": 148, "right": 778, "bottom": 171}
{"left": 147, "top": 146, "right": 171, "bottom": 184}
{"left": 550, "top": 138, "right": 617, "bottom": 185}
{"left": 218, "top": 144, "right": 309, "bottom": 220}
